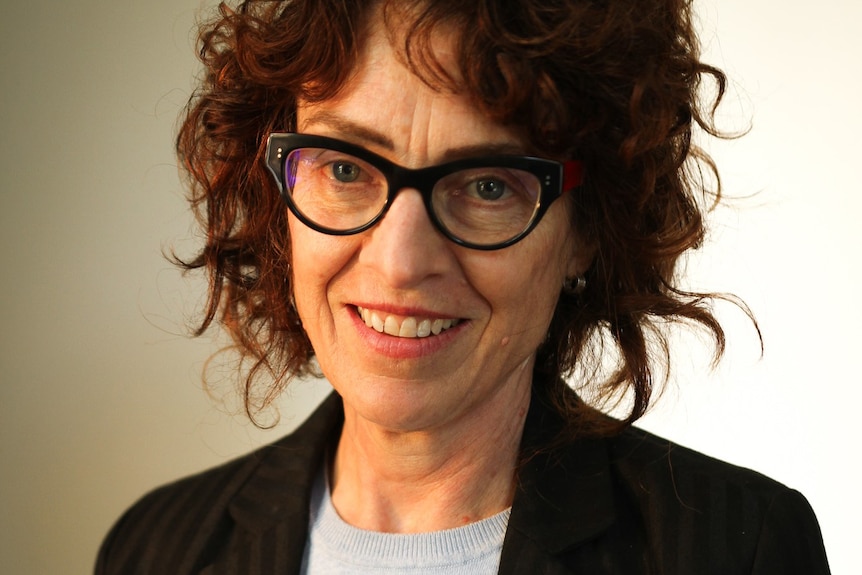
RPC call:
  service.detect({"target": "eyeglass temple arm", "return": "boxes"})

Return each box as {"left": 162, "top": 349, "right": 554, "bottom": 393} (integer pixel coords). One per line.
{"left": 563, "top": 161, "right": 584, "bottom": 192}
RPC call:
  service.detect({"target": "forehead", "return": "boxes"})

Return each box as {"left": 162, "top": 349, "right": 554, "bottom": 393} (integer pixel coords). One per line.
{"left": 296, "top": 16, "right": 525, "bottom": 164}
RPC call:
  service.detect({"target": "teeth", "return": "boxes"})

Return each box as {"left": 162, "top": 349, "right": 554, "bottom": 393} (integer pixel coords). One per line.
{"left": 384, "top": 316, "right": 400, "bottom": 336}
{"left": 357, "top": 307, "right": 460, "bottom": 339}
{"left": 398, "top": 317, "right": 417, "bottom": 337}
{"left": 431, "top": 319, "right": 445, "bottom": 335}
{"left": 417, "top": 319, "right": 431, "bottom": 338}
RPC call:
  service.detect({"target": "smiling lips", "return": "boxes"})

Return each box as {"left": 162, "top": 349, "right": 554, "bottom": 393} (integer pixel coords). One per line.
{"left": 356, "top": 306, "right": 461, "bottom": 338}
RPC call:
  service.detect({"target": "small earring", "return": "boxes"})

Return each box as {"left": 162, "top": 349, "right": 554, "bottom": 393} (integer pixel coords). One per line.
{"left": 562, "top": 275, "right": 586, "bottom": 295}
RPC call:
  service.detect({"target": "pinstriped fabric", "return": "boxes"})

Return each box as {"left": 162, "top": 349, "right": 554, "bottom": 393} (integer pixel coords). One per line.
{"left": 95, "top": 390, "right": 830, "bottom": 574}
{"left": 96, "top": 456, "right": 252, "bottom": 574}
{"left": 96, "top": 395, "right": 342, "bottom": 575}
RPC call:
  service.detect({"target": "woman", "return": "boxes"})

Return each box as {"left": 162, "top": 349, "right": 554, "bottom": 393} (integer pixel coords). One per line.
{"left": 97, "top": 0, "right": 830, "bottom": 573}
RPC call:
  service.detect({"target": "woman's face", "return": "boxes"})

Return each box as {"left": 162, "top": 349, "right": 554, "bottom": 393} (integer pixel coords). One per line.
{"left": 289, "top": 21, "right": 587, "bottom": 433}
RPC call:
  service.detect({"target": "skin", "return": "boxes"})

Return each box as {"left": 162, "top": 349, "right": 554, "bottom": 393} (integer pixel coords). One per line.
{"left": 288, "top": 17, "right": 591, "bottom": 533}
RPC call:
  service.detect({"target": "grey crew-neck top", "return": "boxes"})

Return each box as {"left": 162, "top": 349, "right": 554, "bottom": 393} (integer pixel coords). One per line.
{"left": 300, "top": 467, "right": 510, "bottom": 574}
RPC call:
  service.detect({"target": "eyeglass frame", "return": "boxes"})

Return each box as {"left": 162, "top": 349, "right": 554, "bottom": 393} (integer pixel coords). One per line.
{"left": 264, "top": 132, "right": 584, "bottom": 251}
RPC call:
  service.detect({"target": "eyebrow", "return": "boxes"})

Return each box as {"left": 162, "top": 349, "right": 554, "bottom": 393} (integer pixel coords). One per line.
{"left": 439, "top": 142, "right": 527, "bottom": 161}
{"left": 299, "top": 111, "right": 395, "bottom": 150}
{"left": 299, "top": 111, "right": 528, "bottom": 162}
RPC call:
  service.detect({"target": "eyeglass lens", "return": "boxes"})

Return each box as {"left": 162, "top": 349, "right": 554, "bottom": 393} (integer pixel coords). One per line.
{"left": 285, "top": 148, "right": 543, "bottom": 246}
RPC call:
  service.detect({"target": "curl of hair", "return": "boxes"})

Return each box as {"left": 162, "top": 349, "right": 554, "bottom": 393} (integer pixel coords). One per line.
{"left": 175, "top": 0, "right": 754, "bottom": 435}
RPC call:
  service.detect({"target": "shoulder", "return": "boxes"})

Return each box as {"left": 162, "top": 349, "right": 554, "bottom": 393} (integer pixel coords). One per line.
{"left": 605, "top": 426, "right": 830, "bottom": 573}
{"left": 95, "top": 393, "right": 343, "bottom": 575}
{"left": 609, "top": 425, "right": 787, "bottom": 502}
{"left": 95, "top": 454, "right": 254, "bottom": 574}
{"left": 510, "top": 396, "right": 829, "bottom": 575}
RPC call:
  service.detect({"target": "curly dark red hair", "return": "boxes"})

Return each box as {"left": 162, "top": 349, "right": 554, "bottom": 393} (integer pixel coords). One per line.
{"left": 176, "top": 0, "right": 751, "bottom": 436}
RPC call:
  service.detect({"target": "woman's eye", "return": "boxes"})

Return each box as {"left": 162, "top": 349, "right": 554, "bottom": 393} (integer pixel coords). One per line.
{"left": 470, "top": 178, "right": 507, "bottom": 200}
{"left": 331, "top": 161, "right": 361, "bottom": 183}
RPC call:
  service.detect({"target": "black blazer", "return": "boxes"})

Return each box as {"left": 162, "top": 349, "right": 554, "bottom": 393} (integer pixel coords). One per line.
{"left": 96, "top": 392, "right": 830, "bottom": 574}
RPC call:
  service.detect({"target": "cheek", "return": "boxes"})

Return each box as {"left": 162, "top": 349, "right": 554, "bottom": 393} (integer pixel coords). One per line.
{"left": 463, "top": 242, "right": 567, "bottom": 331}
{"left": 511, "top": 231, "right": 573, "bottom": 321}
{"left": 287, "top": 220, "right": 352, "bottom": 315}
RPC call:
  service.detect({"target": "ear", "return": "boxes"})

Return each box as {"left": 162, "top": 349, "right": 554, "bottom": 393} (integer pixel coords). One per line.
{"left": 565, "top": 233, "right": 596, "bottom": 280}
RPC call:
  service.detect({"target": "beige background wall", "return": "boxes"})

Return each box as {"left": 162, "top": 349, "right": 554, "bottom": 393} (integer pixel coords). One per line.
{"left": 1, "top": 1, "right": 859, "bottom": 572}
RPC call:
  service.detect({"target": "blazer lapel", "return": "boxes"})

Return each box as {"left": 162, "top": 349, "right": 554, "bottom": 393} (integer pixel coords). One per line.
{"left": 194, "top": 390, "right": 617, "bottom": 575}
{"left": 201, "top": 393, "right": 344, "bottom": 575}
{"left": 498, "top": 397, "right": 616, "bottom": 575}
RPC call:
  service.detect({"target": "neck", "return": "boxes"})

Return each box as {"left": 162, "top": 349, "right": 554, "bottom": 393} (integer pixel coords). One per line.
{"left": 330, "top": 378, "right": 531, "bottom": 533}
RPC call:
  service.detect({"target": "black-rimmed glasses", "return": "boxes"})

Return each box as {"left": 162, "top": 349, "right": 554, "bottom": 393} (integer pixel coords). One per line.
{"left": 265, "top": 133, "right": 584, "bottom": 250}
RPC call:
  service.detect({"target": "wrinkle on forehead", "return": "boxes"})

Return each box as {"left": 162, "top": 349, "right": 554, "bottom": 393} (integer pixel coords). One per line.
{"left": 297, "top": 7, "right": 523, "bottom": 167}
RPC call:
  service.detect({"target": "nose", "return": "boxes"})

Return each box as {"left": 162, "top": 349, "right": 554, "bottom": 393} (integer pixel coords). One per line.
{"left": 358, "top": 188, "right": 453, "bottom": 289}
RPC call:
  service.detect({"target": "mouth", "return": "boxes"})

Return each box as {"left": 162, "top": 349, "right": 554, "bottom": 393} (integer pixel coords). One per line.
{"left": 356, "top": 306, "right": 462, "bottom": 338}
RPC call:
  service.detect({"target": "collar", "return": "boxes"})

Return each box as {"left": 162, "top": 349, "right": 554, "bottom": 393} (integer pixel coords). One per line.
{"left": 506, "top": 393, "right": 616, "bottom": 554}
{"left": 225, "top": 387, "right": 616, "bottom": 560}
{"left": 227, "top": 393, "right": 343, "bottom": 533}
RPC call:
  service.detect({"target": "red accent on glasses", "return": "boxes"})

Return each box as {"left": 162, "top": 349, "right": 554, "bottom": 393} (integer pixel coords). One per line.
{"left": 563, "top": 161, "right": 585, "bottom": 192}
